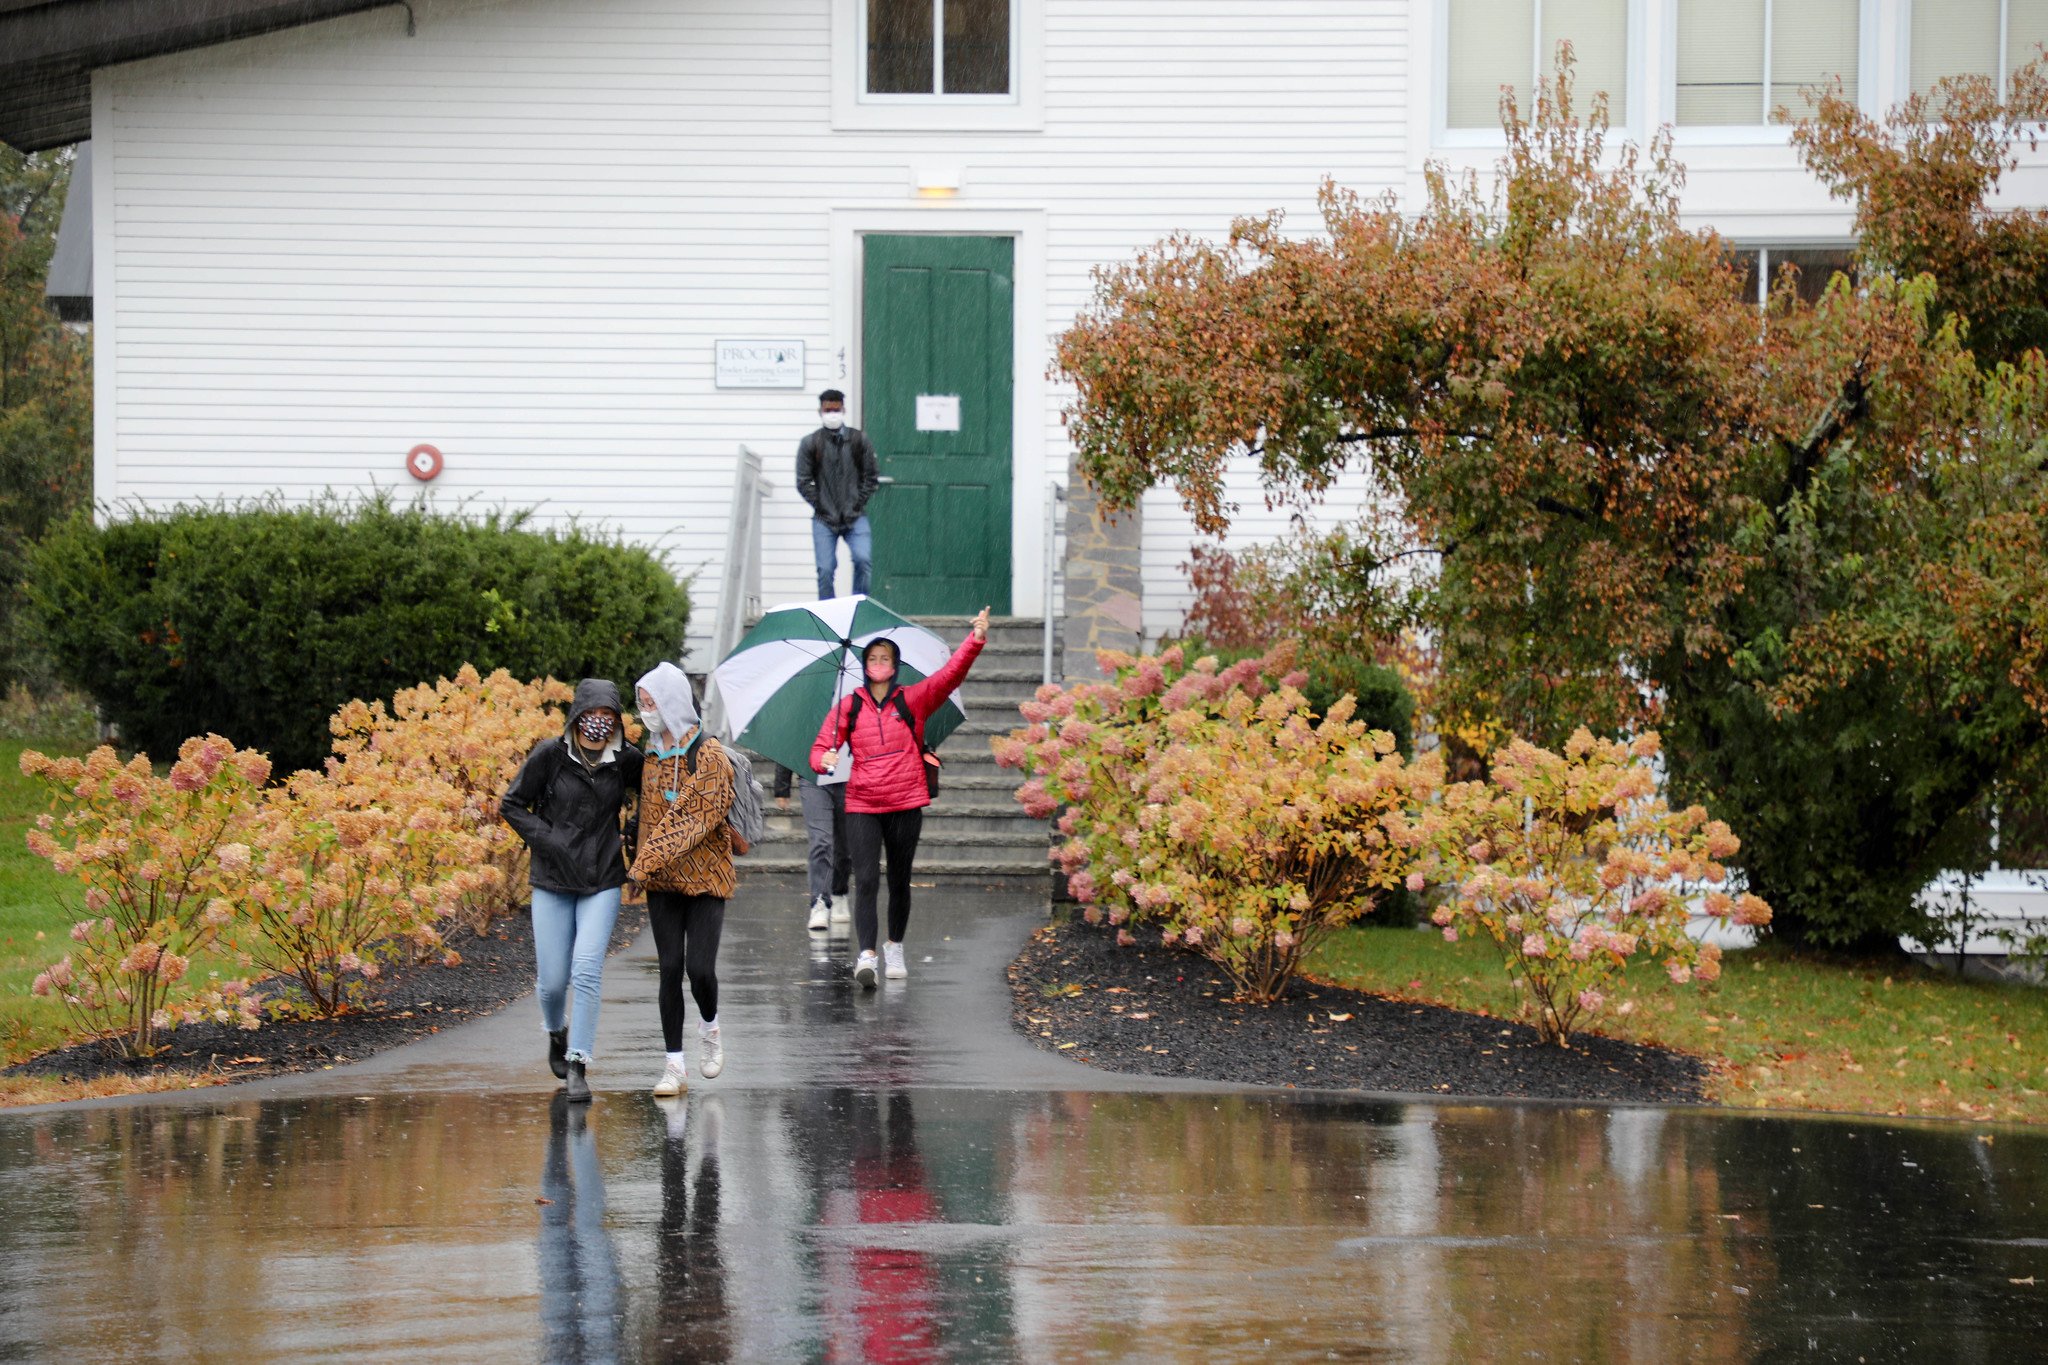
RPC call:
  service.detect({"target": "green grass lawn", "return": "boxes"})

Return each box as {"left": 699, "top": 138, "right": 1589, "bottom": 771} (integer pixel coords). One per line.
{"left": 0, "top": 738, "right": 89, "bottom": 1064}
{"left": 1308, "top": 923, "right": 2048, "bottom": 1124}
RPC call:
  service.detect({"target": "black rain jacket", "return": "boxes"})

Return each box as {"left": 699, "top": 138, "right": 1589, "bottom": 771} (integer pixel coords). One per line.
{"left": 501, "top": 678, "right": 645, "bottom": 897}
{"left": 796, "top": 425, "right": 882, "bottom": 530}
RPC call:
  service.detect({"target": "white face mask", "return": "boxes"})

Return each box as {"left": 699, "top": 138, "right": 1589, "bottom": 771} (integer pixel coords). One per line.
{"left": 638, "top": 706, "right": 662, "bottom": 739}
{"left": 821, "top": 410, "right": 846, "bottom": 430}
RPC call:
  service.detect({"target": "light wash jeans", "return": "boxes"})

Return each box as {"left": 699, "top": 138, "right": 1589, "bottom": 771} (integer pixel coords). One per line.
{"left": 812, "top": 514, "right": 872, "bottom": 598}
{"left": 532, "top": 886, "right": 620, "bottom": 1063}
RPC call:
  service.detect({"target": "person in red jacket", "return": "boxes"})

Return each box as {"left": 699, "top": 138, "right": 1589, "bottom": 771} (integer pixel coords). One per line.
{"left": 811, "top": 606, "right": 989, "bottom": 988}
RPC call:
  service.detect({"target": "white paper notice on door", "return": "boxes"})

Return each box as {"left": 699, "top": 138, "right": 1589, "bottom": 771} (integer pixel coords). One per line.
{"left": 915, "top": 394, "right": 961, "bottom": 432}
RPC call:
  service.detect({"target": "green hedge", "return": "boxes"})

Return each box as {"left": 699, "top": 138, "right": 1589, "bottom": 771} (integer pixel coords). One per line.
{"left": 29, "top": 497, "right": 691, "bottom": 774}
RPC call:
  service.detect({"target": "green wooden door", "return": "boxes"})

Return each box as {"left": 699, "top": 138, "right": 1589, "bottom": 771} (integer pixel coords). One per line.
{"left": 860, "top": 234, "right": 1013, "bottom": 615}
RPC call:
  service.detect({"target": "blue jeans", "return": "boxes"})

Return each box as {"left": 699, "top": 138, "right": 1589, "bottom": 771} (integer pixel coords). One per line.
{"left": 532, "top": 887, "right": 620, "bottom": 1063}
{"left": 812, "top": 514, "right": 872, "bottom": 598}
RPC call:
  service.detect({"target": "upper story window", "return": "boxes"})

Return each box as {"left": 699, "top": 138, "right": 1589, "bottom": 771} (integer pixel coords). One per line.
{"left": 1676, "top": 0, "right": 1859, "bottom": 126}
{"left": 1911, "top": 0, "right": 2048, "bottom": 104}
{"left": 864, "top": 0, "right": 1013, "bottom": 99}
{"left": 1445, "top": 0, "right": 1629, "bottom": 131}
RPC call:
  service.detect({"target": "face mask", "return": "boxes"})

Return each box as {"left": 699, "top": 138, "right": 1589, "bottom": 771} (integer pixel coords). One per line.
{"left": 576, "top": 712, "right": 615, "bottom": 746}
{"left": 865, "top": 658, "right": 894, "bottom": 683}
{"left": 821, "top": 410, "right": 846, "bottom": 431}
{"left": 637, "top": 706, "right": 662, "bottom": 739}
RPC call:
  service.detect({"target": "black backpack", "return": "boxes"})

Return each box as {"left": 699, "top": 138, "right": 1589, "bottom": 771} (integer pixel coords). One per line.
{"left": 843, "top": 689, "right": 942, "bottom": 798}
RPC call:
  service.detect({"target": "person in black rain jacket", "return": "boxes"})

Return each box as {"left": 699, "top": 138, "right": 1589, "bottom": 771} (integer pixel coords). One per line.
{"left": 502, "top": 678, "right": 644, "bottom": 1101}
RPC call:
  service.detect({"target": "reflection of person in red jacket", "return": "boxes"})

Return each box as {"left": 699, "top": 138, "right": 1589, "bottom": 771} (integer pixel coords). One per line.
{"left": 811, "top": 607, "right": 988, "bottom": 989}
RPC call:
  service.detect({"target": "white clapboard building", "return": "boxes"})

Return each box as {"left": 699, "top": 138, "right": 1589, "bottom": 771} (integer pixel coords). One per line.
{"left": 12, "top": 0, "right": 2048, "bottom": 665}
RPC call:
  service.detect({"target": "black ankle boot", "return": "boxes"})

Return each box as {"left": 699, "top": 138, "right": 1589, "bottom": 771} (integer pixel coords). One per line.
{"left": 548, "top": 1029, "right": 569, "bottom": 1080}
{"left": 564, "top": 1060, "right": 591, "bottom": 1103}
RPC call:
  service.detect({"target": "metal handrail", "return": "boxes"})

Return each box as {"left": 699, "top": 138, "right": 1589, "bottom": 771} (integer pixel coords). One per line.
{"left": 710, "top": 445, "right": 773, "bottom": 665}
{"left": 1043, "top": 482, "right": 1067, "bottom": 685}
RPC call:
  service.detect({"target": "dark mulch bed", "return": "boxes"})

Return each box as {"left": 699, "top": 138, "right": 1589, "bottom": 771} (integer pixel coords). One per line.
{"left": 1009, "top": 917, "right": 1709, "bottom": 1104}
{"left": 8, "top": 904, "right": 646, "bottom": 1085}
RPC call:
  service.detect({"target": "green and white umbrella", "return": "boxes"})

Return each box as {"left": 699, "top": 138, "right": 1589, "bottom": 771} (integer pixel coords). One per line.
{"left": 707, "top": 595, "right": 967, "bottom": 775}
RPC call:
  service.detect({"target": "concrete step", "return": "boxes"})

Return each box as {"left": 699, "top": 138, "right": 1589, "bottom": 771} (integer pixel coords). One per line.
{"left": 758, "top": 811, "right": 1044, "bottom": 839}
{"left": 752, "top": 828, "right": 1048, "bottom": 854}
{"left": 743, "top": 855, "right": 1051, "bottom": 883}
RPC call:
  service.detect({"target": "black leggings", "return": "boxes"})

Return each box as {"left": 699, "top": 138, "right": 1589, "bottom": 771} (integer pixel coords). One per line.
{"left": 845, "top": 808, "right": 923, "bottom": 954}
{"left": 647, "top": 892, "right": 724, "bottom": 1051}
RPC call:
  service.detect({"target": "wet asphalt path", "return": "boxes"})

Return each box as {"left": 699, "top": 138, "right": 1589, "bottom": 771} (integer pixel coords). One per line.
{"left": 2, "top": 880, "right": 2045, "bottom": 1361}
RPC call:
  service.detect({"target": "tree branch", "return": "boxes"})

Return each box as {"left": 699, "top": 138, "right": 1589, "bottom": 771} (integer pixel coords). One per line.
{"left": 1780, "top": 363, "right": 1870, "bottom": 508}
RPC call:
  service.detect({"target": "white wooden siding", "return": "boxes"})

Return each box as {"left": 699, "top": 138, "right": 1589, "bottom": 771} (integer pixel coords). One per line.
{"left": 94, "top": 0, "right": 1409, "bottom": 667}
{"left": 1139, "top": 458, "right": 1383, "bottom": 643}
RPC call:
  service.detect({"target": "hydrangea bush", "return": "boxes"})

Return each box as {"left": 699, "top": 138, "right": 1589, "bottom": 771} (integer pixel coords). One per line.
{"left": 231, "top": 764, "right": 500, "bottom": 1017}
{"left": 1423, "top": 730, "right": 1773, "bottom": 1045}
{"left": 997, "top": 642, "right": 1442, "bottom": 1000}
{"left": 21, "top": 665, "right": 563, "bottom": 1051}
{"left": 327, "top": 665, "right": 570, "bottom": 931}
{"left": 22, "top": 737, "right": 271, "bottom": 1055}
{"left": 999, "top": 645, "right": 1771, "bottom": 1042}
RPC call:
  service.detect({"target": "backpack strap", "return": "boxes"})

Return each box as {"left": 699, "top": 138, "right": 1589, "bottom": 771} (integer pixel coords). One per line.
{"left": 890, "top": 690, "right": 926, "bottom": 748}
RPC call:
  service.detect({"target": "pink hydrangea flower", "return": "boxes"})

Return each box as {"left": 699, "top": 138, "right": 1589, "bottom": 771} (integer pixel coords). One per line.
{"left": 1520, "top": 933, "right": 1548, "bottom": 958}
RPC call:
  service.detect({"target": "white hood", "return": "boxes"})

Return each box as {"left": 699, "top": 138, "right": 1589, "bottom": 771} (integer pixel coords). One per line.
{"left": 635, "top": 661, "right": 700, "bottom": 750}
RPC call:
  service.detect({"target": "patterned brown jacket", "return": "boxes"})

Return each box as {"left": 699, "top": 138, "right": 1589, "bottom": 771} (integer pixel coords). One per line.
{"left": 631, "top": 735, "right": 736, "bottom": 898}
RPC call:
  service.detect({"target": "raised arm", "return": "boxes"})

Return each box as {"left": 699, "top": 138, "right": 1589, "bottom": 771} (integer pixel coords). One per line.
{"left": 904, "top": 632, "right": 986, "bottom": 721}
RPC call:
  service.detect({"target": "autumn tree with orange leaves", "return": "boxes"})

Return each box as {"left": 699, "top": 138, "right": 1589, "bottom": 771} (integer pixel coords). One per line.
{"left": 1056, "top": 56, "right": 2048, "bottom": 949}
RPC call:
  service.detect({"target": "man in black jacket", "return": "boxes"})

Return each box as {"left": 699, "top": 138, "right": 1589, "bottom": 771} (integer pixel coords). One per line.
{"left": 796, "top": 389, "right": 881, "bottom": 598}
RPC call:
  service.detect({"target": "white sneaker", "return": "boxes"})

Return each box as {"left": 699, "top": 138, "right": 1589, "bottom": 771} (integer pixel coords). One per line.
{"left": 884, "top": 941, "right": 908, "bottom": 979}
{"left": 806, "top": 896, "right": 830, "bottom": 931}
{"left": 699, "top": 1023, "right": 724, "bottom": 1079}
{"left": 830, "top": 898, "right": 851, "bottom": 926}
{"left": 652, "top": 1060, "right": 687, "bottom": 1097}
{"left": 854, "top": 950, "right": 878, "bottom": 990}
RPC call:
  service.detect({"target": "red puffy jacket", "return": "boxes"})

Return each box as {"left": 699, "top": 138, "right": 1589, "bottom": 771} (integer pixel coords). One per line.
{"left": 811, "top": 634, "right": 983, "bottom": 814}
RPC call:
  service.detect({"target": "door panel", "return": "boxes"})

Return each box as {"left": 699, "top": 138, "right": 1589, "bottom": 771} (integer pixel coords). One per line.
{"left": 861, "top": 234, "right": 1014, "bottom": 614}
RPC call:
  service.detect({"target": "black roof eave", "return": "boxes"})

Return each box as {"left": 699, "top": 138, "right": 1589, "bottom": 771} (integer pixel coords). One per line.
{"left": 0, "top": 0, "right": 403, "bottom": 152}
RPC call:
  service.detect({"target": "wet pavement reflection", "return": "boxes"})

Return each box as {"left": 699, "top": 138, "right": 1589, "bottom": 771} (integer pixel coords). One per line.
{"left": 3, "top": 1088, "right": 2046, "bottom": 1360}
{"left": 2, "top": 889, "right": 2045, "bottom": 1360}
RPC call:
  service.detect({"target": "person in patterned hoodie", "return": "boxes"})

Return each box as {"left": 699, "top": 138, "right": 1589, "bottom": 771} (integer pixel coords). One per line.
{"left": 630, "top": 662, "right": 736, "bottom": 1096}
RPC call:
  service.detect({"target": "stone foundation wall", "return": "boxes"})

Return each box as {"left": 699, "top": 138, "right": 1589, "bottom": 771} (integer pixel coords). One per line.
{"left": 1060, "top": 480, "right": 1143, "bottom": 685}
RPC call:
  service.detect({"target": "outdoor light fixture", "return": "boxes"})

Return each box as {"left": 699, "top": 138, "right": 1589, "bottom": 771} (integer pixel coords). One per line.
{"left": 914, "top": 165, "right": 963, "bottom": 197}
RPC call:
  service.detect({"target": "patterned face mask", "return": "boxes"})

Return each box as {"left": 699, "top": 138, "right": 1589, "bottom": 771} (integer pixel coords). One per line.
{"left": 575, "top": 711, "right": 616, "bottom": 745}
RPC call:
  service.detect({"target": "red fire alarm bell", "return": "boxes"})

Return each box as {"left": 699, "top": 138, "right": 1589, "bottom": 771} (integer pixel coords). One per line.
{"left": 406, "top": 444, "right": 444, "bottom": 481}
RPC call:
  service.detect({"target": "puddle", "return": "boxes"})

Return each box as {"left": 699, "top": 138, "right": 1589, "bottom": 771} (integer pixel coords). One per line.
{"left": 2, "top": 1089, "right": 2042, "bottom": 1359}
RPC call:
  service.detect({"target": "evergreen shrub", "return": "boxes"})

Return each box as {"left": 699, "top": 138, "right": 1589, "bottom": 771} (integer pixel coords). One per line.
{"left": 28, "top": 497, "right": 688, "bottom": 774}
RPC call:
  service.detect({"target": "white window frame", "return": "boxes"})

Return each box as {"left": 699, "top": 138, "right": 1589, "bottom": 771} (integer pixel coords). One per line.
{"left": 1666, "top": 0, "right": 1878, "bottom": 147}
{"left": 1901, "top": 0, "right": 2045, "bottom": 106}
{"left": 834, "top": 0, "right": 1043, "bottom": 132}
{"left": 1434, "top": 0, "right": 1647, "bottom": 148}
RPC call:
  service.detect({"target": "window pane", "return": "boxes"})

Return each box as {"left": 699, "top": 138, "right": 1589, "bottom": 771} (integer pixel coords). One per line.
{"left": 1728, "top": 247, "right": 1763, "bottom": 305}
{"left": 1911, "top": 0, "right": 1998, "bottom": 101}
{"left": 868, "top": 0, "right": 935, "bottom": 95}
{"left": 1772, "top": 246, "right": 1855, "bottom": 306}
{"left": 2009, "top": 0, "right": 2048, "bottom": 86}
{"left": 1447, "top": 0, "right": 1535, "bottom": 129}
{"left": 1544, "top": 0, "right": 1628, "bottom": 116}
{"left": 943, "top": 0, "right": 1010, "bottom": 94}
{"left": 1676, "top": 0, "right": 1766, "bottom": 125}
{"left": 1771, "top": 0, "right": 1859, "bottom": 123}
